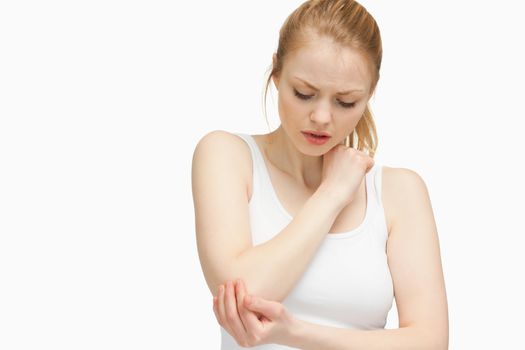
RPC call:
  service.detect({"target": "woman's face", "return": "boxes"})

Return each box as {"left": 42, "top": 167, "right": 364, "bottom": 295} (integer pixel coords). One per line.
{"left": 272, "top": 37, "right": 373, "bottom": 155}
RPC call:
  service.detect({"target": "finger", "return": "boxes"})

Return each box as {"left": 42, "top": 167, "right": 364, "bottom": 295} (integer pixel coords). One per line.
{"left": 361, "top": 155, "right": 374, "bottom": 172}
{"left": 238, "top": 280, "right": 261, "bottom": 321}
{"left": 224, "top": 280, "right": 248, "bottom": 342}
{"left": 217, "top": 284, "right": 234, "bottom": 335}
{"left": 236, "top": 279, "right": 263, "bottom": 332}
{"left": 244, "top": 294, "right": 281, "bottom": 320}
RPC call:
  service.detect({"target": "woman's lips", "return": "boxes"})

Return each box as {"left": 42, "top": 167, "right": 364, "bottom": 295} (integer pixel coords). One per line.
{"left": 302, "top": 131, "right": 331, "bottom": 145}
{"left": 302, "top": 130, "right": 331, "bottom": 137}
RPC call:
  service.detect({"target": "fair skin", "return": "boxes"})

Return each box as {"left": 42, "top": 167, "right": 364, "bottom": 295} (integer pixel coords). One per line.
{"left": 209, "top": 36, "right": 448, "bottom": 348}
{"left": 262, "top": 37, "right": 373, "bottom": 191}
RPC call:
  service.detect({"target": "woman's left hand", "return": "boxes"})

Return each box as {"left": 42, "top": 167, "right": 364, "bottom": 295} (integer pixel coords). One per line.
{"left": 212, "top": 278, "right": 297, "bottom": 348}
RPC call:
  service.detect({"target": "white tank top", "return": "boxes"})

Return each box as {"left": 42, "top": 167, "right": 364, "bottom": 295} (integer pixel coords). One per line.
{"left": 220, "top": 133, "right": 394, "bottom": 349}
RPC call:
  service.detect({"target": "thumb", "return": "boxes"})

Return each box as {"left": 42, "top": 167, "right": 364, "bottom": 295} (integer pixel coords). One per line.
{"left": 244, "top": 295, "right": 280, "bottom": 319}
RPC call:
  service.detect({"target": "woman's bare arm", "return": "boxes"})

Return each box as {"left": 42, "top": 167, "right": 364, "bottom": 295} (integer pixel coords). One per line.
{"left": 192, "top": 130, "right": 344, "bottom": 302}
{"left": 232, "top": 186, "right": 342, "bottom": 302}
{"left": 286, "top": 320, "right": 443, "bottom": 350}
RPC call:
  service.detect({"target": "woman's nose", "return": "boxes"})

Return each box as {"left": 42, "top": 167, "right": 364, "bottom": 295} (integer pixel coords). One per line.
{"left": 310, "top": 101, "right": 333, "bottom": 123}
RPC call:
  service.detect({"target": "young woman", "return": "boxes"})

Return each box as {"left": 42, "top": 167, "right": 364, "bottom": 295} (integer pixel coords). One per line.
{"left": 192, "top": 0, "right": 449, "bottom": 348}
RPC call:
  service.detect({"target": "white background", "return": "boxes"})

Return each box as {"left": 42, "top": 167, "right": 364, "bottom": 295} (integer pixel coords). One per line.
{"left": 1, "top": 1, "right": 524, "bottom": 349}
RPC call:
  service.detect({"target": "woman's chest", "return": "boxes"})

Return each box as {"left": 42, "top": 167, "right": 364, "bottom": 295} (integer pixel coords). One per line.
{"left": 248, "top": 159, "right": 391, "bottom": 236}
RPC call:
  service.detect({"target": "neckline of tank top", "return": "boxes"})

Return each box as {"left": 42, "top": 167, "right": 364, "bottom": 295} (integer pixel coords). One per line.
{"left": 238, "top": 133, "right": 378, "bottom": 240}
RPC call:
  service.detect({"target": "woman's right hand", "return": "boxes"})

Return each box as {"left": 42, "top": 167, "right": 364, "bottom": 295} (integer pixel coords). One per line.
{"left": 319, "top": 142, "right": 375, "bottom": 209}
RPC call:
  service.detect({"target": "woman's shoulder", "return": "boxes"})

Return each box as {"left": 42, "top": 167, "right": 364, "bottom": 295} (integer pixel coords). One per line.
{"left": 196, "top": 129, "right": 248, "bottom": 146}
{"left": 382, "top": 166, "right": 428, "bottom": 195}
{"left": 381, "top": 165, "right": 429, "bottom": 235}
{"left": 193, "top": 130, "right": 253, "bottom": 198}
{"left": 194, "top": 130, "right": 253, "bottom": 158}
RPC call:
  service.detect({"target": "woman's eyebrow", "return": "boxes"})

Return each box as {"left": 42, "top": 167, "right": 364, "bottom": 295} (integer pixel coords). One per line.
{"left": 293, "top": 76, "right": 364, "bottom": 95}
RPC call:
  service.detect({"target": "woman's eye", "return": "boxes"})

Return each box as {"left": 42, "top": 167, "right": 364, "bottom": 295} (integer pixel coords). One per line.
{"left": 293, "top": 88, "right": 356, "bottom": 109}
{"left": 339, "top": 101, "right": 356, "bottom": 109}
{"left": 293, "top": 89, "right": 311, "bottom": 100}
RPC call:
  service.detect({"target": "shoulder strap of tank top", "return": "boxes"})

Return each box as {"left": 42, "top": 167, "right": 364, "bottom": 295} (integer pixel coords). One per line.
{"left": 231, "top": 132, "right": 262, "bottom": 183}
{"left": 367, "top": 161, "right": 384, "bottom": 213}
{"left": 232, "top": 132, "right": 258, "bottom": 165}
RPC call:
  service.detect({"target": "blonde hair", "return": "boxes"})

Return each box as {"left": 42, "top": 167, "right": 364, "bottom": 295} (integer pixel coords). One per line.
{"left": 262, "top": 0, "right": 382, "bottom": 157}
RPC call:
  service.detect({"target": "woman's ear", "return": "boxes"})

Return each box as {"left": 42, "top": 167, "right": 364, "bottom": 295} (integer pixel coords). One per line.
{"left": 272, "top": 53, "right": 280, "bottom": 90}
{"left": 272, "top": 75, "right": 280, "bottom": 91}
